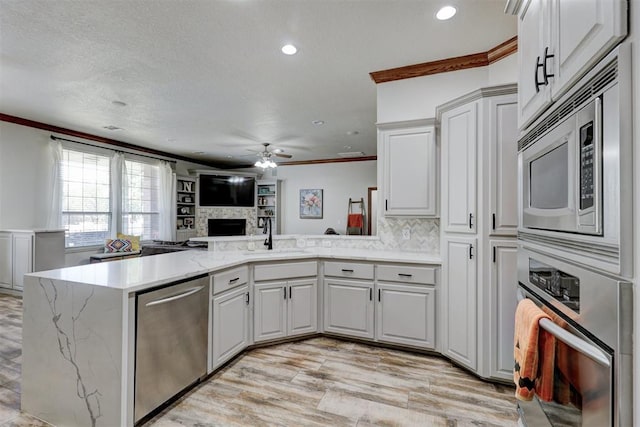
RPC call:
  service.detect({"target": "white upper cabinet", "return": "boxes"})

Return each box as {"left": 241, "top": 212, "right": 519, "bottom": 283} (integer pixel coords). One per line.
{"left": 487, "top": 96, "right": 519, "bottom": 237}
{"left": 515, "top": 0, "right": 627, "bottom": 130}
{"left": 550, "top": 0, "right": 627, "bottom": 99}
{"left": 517, "top": 0, "right": 552, "bottom": 130}
{"left": 379, "top": 120, "right": 437, "bottom": 217}
{"left": 441, "top": 102, "right": 477, "bottom": 234}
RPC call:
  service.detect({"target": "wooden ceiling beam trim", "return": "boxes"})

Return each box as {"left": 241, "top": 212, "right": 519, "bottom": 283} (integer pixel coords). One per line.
{"left": 277, "top": 156, "right": 377, "bottom": 167}
{"left": 487, "top": 36, "right": 518, "bottom": 64}
{"left": 0, "top": 113, "right": 228, "bottom": 168}
{"left": 369, "top": 36, "right": 518, "bottom": 84}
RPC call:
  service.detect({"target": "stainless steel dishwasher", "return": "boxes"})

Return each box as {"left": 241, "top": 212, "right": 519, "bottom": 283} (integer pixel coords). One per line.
{"left": 134, "top": 274, "right": 209, "bottom": 423}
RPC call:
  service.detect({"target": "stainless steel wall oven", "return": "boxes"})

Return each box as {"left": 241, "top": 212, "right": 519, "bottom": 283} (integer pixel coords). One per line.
{"left": 516, "top": 245, "right": 632, "bottom": 426}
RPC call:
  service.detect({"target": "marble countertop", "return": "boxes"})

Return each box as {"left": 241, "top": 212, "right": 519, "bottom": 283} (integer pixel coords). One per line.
{"left": 26, "top": 248, "right": 441, "bottom": 293}
{"left": 190, "top": 234, "right": 380, "bottom": 242}
{"left": 0, "top": 228, "right": 66, "bottom": 233}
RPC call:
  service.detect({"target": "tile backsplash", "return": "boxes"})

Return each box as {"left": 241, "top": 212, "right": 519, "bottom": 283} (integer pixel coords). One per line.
{"left": 377, "top": 217, "right": 439, "bottom": 254}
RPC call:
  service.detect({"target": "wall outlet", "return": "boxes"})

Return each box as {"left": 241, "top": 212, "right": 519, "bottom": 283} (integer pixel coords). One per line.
{"left": 402, "top": 227, "right": 411, "bottom": 240}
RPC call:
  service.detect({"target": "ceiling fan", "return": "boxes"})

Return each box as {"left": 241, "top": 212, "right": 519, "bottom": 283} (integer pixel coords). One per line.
{"left": 252, "top": 143, "right": 292, "bottom": 169}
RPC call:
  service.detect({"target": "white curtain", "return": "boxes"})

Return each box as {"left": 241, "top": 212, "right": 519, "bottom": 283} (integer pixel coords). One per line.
{"left": 157, "top": 160, "right": 175, "bottom": 241}
{"left": 110, "top": 152, "right": 124, "bottom": 238}
{"left": 46, "top": 140, "right": 63, "bottom": 229}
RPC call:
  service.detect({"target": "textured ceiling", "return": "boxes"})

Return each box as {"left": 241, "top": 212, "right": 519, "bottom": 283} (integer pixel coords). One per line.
{"left": 0, "top": 0, "right": 516, "bottom": 167}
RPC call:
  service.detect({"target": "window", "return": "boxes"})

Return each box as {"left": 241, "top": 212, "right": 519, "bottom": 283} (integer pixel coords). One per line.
{"left": 61, "top": 149, "right": 111, "bottom": 247}
{"left": 122, "top": 160, "right": 160, "bottom": 241}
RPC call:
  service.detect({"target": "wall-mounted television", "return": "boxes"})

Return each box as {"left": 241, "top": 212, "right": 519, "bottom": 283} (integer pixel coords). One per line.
{"left": 199, "top": 175, "right": 255, "bottom": 207}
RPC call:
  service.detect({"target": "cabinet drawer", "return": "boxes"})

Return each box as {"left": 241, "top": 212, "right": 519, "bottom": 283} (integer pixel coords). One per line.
{"left": 211, "top": 266, "right": 249, "bottom": 295}
{"left": 254, "top": 261, "right": 317, "bottom": 282}
{"left": 324, "top": 261, "right": 374, "bottom": 280}
{"left": 376, "top": 265, "right": 436, "bottom": 285}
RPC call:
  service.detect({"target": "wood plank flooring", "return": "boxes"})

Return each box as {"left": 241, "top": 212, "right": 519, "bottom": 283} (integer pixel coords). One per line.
{"left": 0, "top": 293, "right": 518, "bottom": 426}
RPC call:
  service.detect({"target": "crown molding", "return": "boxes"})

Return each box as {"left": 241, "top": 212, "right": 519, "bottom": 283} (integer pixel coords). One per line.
{"left": 369, "top": 36, "right": 518, "bottom": 84}
{"left": 435, "top": 83, "right": 518, "bottom": 123}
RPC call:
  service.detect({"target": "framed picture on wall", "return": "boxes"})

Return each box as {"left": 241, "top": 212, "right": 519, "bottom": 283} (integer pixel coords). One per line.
{"left": 299, "top": 189, "right": 323, "bottom": 219}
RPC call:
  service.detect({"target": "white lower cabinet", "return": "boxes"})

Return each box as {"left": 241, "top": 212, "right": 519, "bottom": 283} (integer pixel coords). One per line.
{"left": 0, "top": 233, "right": 12, "bottom": 288}
{"left": 376, "top": 282, "right": 435, "bottom": 349}
{"left": 211, "top": 285, "right": 250, "bottom": 370}
{"left": 323, "top": 278, "right": 374, "bottom": 339}
{"left": 488, "top": 241, "right": 518, "bottom": 381}
{"left": 442, "top": 237, "right": 477, "bottom": 371}
{"left": 254, "top": 278, "right": 318, "bottom": 343}
{"left": 0, "top": 230, "right": 64, "bottom": 291}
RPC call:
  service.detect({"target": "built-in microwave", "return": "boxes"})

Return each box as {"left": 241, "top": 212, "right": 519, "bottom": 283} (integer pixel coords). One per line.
{"left": 520, "top": 98, "right": 601, "bottom": 235}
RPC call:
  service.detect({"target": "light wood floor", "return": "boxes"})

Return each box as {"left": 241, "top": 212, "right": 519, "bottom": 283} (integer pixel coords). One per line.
{"left": 0, "top": 293, "right": 518, "bottom": 426}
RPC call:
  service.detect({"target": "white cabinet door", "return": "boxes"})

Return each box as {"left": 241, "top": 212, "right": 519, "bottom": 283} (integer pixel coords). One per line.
{"left": 442, "top": 237, "right": 477, "bottom": 371}
{"left": 487, "top": 95, "right": 519, "bottom": 237}
{"left": 376, "top": 282, "right": 435, "bottom": 349}
{"left": 550, "top": 0, "right": 627, "bottom": 100}
{"left": 211, "top": 285, "right": 250, "bottom": 369}
{"left": 489, "top": 241, "right": 518, "bottom": 381}
{"left": 382, "top": 124, "right": 437, "bottom": 216}
{"left": 323, "top": 278, "right": 374, "bottom": 339}
{"left": 517, "top": 0, "right": 552, "bottom": 129}
{"left": 12, "top": 233, "right": 33, "bottom": 290}
{"left": 0, "top": 233, "right": 12, "bottom": 288}
{"left": 287, "top": 278, "right": 317, "bottom": 337}
{"left": 441, "top": 102, "right": 477, "bottom": 234}
{"left": 253, "top": 281, "right": 287, "bottom": 343}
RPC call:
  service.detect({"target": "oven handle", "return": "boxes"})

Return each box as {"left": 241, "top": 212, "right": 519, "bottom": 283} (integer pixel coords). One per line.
{"left": 516, "top": 289, "right": 610, "bottom": 367}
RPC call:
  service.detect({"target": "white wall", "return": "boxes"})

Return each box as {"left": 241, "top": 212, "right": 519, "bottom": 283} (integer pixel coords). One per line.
{"left": 272, "top": 160, "right": 377, "bottom": 235}
{"left": 376, "top": 54, "right": 517, "bottom": 123}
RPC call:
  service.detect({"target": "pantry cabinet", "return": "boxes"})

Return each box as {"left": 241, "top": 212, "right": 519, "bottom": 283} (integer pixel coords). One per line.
{"left": 378, "top": 119, "right": 437, "bottom": 217}
{"left": 512, "top": 0, "right": 627, "bottom": 129}
{"left": 438, "top": 85, "right": 518, "bottom": 380}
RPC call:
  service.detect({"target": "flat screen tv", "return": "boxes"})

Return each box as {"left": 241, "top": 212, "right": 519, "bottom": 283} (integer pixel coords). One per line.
{"left": 199, "top": 175, "right": 255, "bottom": 207}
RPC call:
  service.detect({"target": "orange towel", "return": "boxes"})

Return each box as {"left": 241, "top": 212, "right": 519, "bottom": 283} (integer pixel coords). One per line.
{"left": 514, "top": 299, "right": 553, "bottom": 401}
{"left": 347, "top": 213, "right": 363, "bottom": 228}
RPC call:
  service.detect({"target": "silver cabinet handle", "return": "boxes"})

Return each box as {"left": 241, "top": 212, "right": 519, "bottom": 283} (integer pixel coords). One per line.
{"left": 145, "top": 286, "right": 204, "bottom": 307}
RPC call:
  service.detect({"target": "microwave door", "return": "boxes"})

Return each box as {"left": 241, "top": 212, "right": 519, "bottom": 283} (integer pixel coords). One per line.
{"left": 522, "top": 116, "right": 578, "bottom": 232}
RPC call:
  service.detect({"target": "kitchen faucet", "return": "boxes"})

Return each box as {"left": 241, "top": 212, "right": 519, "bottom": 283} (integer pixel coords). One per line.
{"left": 263, "top": 216, "right": 273, "bottom": 250}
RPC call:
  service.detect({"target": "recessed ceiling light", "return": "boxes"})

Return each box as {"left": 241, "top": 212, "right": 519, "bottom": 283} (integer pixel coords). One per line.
{"left": 436, "top": 5, "right": 457, "bottom": 20}
{"left": 346, "top": 131, "right": 359, "bottom": 136}
{"left": 343, "top": 145, "right": 352, "bottom": 150}
{"left": 281, "top": 44, "right": 297, "bottom": 55}
{"left": 312, "top": 120, "right": 325, "bottom": 125}
{"left": 103, "top": 125, "right": 122, "bottom": 131}
{"left": 226, "top": 155, "right": 233, "bottom": 159}
{"left": 112, "top": 100, "right": 127, "bottom": 107}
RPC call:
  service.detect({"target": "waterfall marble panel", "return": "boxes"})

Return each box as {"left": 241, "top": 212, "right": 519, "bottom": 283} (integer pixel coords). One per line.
{"left": 21, "top": 276, "right": 127, "bottom": 427}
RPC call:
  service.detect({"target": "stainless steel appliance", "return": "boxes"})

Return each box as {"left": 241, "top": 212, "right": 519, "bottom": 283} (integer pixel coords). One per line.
{"left": 517, "top": 44, "right": 633, "bottom": 278}
{"left": 134, "top": 274, "right": 209, "bottom": 424}
{"left": 516, "top": 244, "right": 632, "bottom": 426}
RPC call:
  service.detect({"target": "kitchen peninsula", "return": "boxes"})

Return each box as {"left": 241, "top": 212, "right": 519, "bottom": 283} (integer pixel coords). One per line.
{"left": 21, "top": 242, "right": 439, "bottom": 427}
